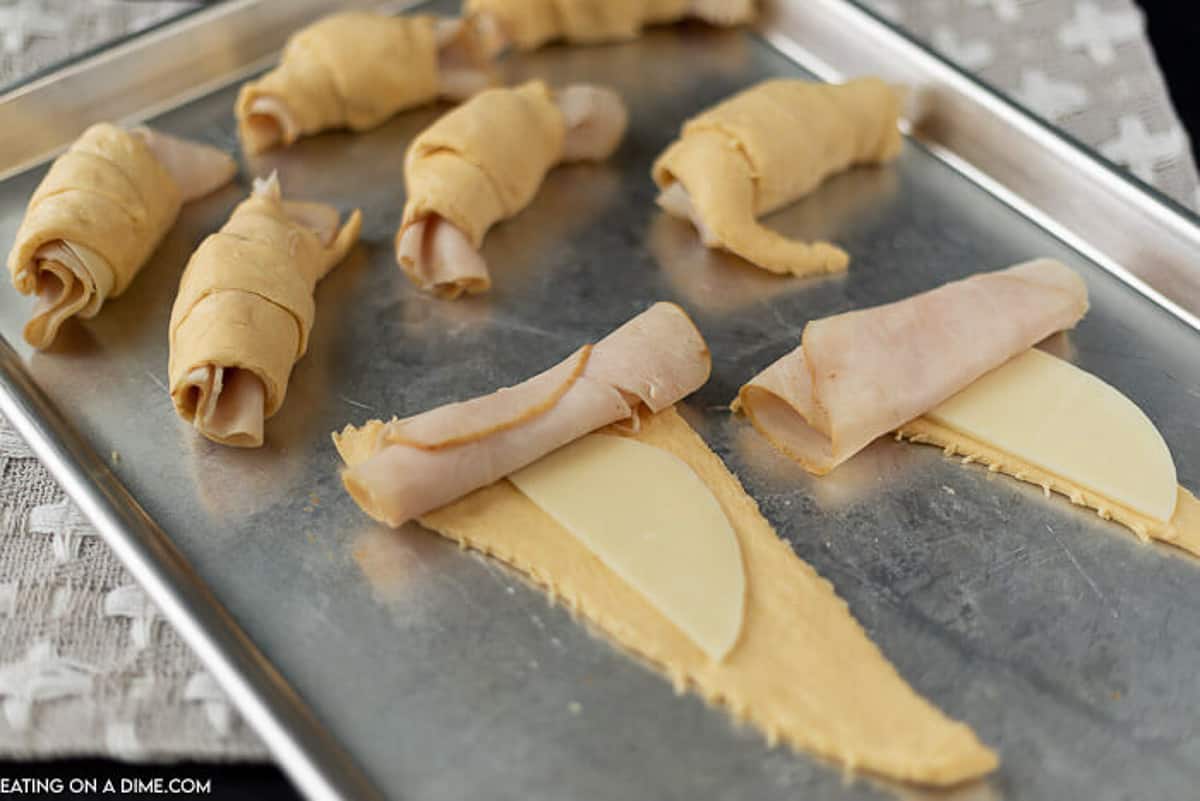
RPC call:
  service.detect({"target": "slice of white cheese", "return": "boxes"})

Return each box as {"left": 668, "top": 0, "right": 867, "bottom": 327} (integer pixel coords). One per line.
{"left": 926, "top": 348, "right": 1178, "bottom": 523}
{"left": 509, "top": 434, "right": 746, "bottom": 661}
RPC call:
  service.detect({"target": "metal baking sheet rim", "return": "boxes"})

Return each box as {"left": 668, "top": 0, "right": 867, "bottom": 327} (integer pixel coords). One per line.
{"left": 0, "top": 2, "right": 1198, "bottom": 801}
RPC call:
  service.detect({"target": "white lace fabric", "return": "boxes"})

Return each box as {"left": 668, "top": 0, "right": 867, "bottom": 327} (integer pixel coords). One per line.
{"left": 866, "top": 0, "right": 1200, "bottom": 207}
{"left": 0, "top": 0, "right": 1195, "bottom": 763}
{"left": 0, "top": 423, "right": 267, "bottom": 760}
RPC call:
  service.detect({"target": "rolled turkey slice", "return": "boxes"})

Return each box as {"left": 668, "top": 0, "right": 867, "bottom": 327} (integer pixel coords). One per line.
{"left": 236, "top": 12, "right": 495, "bottom": 155}
{"left": 334, "top": 302, "right": 711, "bottom": 527}
{"left": 8, "top": 124, "right": 235, "bottom": 349}
{"left": 395, "top": 81, "right": 628, "bottom": 299}
{"left": 434, "top": 17, "right": 496, "bottom": 102}
{"left": 131, "top": 128, "right": 239, "bottom": 203}
{"left": 734, "top": 259, "right": 1089, "bottom": 474}
{"left": 169, "top": 173, "right": 362, "bottom": 447}
{"left": 466, "top": 0, "right": 756, "bottom": 52}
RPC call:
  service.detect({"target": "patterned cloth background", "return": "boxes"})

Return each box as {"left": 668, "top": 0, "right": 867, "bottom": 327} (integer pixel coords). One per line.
{"left": 0, "top": 0, "right": 1195, "bottom": 762}
{"left": 864, "top": 0, "right": 1200, "bottom": 207}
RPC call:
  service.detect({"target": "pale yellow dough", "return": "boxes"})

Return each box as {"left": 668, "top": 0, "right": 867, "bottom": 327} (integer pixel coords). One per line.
{"left": 168, "top": 178, "right": 361, "bottom": 446}
{"left": 9, "top": 124, "right": 179, "bottom": 295}
{"left": 898, "top": 350, "right": 1200, "bottom": 555}
{"left": 397, "top": 80, "right": 567, "bottom": 297}
{"left": 7, "top": 124, "right": 238, "bottom": 349}
{"left": 236, "top": 13, "right": 446, "bottom": 154}
{"left": 421, "top": 407, "right": 997, "bottom": 786}
{"left": 8, "top": 124, "right": 180, "bottom": 347}
{"left": 465, "top": 0, "right": 746, "bottom": 50}
{"left": 652, "top": 78, "right": 903, "bottom": 276}
{"left": 403, "top": 81, "right": 564, "bottom": 248}
{"left": 509, "top": 433, "right": 746, "bottom": 661}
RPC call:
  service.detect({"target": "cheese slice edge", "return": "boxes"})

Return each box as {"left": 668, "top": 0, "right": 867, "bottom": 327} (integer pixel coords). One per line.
{"left": 924, "top": 348, "right": 1177, "bottom": 523}
{"left": 509, "top": 434, "right": 746, "bottom": 661}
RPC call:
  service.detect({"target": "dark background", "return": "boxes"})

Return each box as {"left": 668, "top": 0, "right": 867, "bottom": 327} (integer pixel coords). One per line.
{"left": 2, "top": 2, "right": 1196, "bottom": 800}
{"left": 1136, "top": 0, "right": 1200, "bottom": 164}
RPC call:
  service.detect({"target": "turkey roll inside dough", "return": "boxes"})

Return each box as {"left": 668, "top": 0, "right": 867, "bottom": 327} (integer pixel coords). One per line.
{"left": 396, "top": 80, "right": 628, "bottom": 298}
{"left": 734, "top": 259, "right": 1088, "bottom": 474}
{"left": 169, "top": 174, "right": 361, "bottom": 448}
{"left": 653, "top": 78, "right": 904, "bottom": 276}
{"left": 335, "top": 302, "right": 711, "bottom": 527}
{"left": 465, "top": 0, "right": 756, "bottom": 51}
{"left": 6, "top": 123, "right": 236, "bottom": 349}
{"left": 236, "top": 12, "right": 495, "bottom": 155}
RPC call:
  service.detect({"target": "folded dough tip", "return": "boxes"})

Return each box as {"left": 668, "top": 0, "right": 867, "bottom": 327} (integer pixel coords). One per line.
{"left": 252, "top": 171, "right": 282, "bottom": 199}
{"left": 656, "top": 177, "right": 850, "bottom": 277}
{"left": 331, "top": 208, "right": 364, "bottom": 265}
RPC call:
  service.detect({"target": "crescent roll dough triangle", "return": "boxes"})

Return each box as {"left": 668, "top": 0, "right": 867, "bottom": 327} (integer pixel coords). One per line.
{"left": 419, "top": 407, "right": 997, "bottom": 786}
{"left": 652, "top": 78, "right": 903, "bottom": 276}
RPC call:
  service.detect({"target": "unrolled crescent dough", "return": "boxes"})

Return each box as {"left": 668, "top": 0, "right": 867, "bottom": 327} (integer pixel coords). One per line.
{"left": 420, "top": 407, "right": 997, "bottom": 786}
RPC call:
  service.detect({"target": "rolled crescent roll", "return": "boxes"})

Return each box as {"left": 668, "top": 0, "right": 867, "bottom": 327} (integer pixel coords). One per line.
{"left": 169, "top": 174, "right": 362, "bottom": 448}
{"left": 335, "top": 302, "right": 710, "bottom": 526}
{"left": 6, "top": 123, "right": 236, "bottom": 349}
{"left": 465, "top": 0, "right": 756, "bottom": 51}
{"left": 652, "top": 78, "right": 904, "bottom": 276}
{"left": 733, "top": 259, "right": 1089, "bottom": 474}
{"left": 235, "top": 12, "right": 495, "bottom": 155}
{"left": 396, "top": 80, "right": 628, "bottom": 298}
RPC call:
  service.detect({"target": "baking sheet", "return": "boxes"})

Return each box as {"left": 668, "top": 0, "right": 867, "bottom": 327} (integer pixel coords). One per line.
{"left": 2, "top": 2, "right": 1200, "bottom": 800}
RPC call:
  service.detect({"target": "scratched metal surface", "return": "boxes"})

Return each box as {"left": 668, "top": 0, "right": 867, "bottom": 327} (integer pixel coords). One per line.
{"left": 1, "top": 6, "right": 1200, "bottom": 801}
